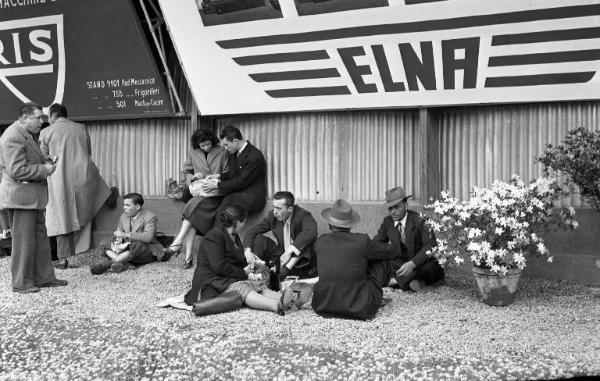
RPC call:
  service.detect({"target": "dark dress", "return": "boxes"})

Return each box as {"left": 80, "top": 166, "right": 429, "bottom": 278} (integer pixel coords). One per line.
{"left": 311, "top": 231, "right": 399, "bottom": 320}
{"left": 184, "top": 227, "right": 248, "bottom": 305}
{"left": 181, "top": 146, "right": 229, "bottom": 234}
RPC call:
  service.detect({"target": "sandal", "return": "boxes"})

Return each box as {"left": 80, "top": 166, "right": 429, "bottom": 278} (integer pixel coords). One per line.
{"left": 182, "top": 257, "right": 193, "bottom": 269}
{"left": 163, "top": 244, "right": 182, "bottom": 257}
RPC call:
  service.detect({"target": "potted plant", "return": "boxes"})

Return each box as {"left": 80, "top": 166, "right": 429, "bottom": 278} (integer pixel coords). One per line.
{"left": 538, "top": 126, "right": 600, "bottom": 211}
{"left": 424, "top": 175, "right": 578, "bottom": 306}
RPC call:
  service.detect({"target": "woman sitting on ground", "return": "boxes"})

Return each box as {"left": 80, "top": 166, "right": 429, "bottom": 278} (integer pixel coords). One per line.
{"left": 166, "top": 128, "right": 229, "bottom": 269}
{"left": 183, "top": 204, "right": 304, "bottom": 315}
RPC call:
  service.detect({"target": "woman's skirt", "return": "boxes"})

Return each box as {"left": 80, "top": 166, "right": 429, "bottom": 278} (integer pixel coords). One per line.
{"left": 182, "top": 195, "right": 225, "bottom": 235}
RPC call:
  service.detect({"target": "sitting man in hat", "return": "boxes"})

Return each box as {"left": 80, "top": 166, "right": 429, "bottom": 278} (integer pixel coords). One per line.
{"left": 244, "top": 191, "right": 318, "bottom": 282}
{"left": 374, "top": 186, "right": 444, "bottom": 291}
{"left": 311, "top": 199, "right": 400, "bottom": 320}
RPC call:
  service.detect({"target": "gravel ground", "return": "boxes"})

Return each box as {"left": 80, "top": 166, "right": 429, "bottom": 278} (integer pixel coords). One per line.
{"left": 0, "top": 252, "right": 599, "bottom": 381}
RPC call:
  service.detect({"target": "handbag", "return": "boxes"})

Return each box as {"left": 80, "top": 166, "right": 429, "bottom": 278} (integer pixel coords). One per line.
{"left": 189, "top": 178, "right": 221, "bottom": 198}
{"left": 165, "top": 177, "right": 184, "bottom": 199}
{"left": 192, "top": 291, "right": 243, "bottom": 317}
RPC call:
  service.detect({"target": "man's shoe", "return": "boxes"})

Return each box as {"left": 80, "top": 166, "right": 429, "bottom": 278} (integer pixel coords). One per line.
{"left": 13, "top": 286, "right": 40, "bottom": 294}
{"left": 90, "top": 261, "right": 112, "bottom": 275}
{"left": 408, "top": 279, "right": 426, "bottom": 292}
{"left": 110, "top": 262, "right": 131, "bottom": 273}
{"left": 53, "top": 259, "right": 68, "bottom": 270}
{"left": 38, "top": 279, "right": 68, "bottom": 288}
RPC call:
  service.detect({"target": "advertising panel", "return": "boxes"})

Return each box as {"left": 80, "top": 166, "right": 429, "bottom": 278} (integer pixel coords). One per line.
{"left": 0, "top": 0, "right": 173, "bottom": 123}
{"left": 159, "top": 0, "right": 600, "bottom": 115}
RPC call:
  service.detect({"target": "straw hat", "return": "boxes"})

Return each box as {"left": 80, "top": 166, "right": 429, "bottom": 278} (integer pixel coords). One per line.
{"left": 320, "top": 199, "right": 360, "bottom": 228}
{"left": 383, "top": 186, "right": 412, "bottom": 208}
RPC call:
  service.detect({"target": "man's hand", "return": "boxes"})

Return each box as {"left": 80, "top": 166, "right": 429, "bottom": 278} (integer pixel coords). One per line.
{"left": 113, "top": 230, "right": 125, "bottom": 238}
{"left": 396, "top": 261, "right": 416, "bottom": 277}
{"left": 202, "top": 179, "right": 219, "bottom": 192}
{"left": 205, "top": 173, "right": 220, "bottom": 180}
{"left": 243, "top": 264, "right": 253, "bottom": 275}
{"left": 279, "top": 249, "right": 294, "bottom": 267}
{"left": 244, "top": 249, "right": 265, "bottom": 266}
{"left": 44, "top": 163, "right": 56, "bottom": 175}
{"left": 191, "top": 172, "right": 205, "bottom": 181}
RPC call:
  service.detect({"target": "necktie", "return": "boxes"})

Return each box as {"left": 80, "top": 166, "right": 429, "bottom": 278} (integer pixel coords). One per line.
{"left": 398, "top": 222, "right": 405, "bottom": 244}
{"left": 129, "top": 217, "right": 133, "bottom": 232}
{"left": 232, "top": 233, "right": 243, "bottom": 250}
{"left": 283, "top": 220, "right": 291, "bottom": 250}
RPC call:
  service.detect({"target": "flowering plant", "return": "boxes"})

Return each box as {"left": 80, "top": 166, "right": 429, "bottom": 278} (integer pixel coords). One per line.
{"left": 424, "top": 175, "right": 578, "bottom": 275}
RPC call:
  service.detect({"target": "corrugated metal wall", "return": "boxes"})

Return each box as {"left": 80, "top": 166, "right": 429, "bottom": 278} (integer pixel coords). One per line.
{"left": 216, "top": 110, "right": 420, "bottom": 202}
{"left": 87, "top": 117, "right": 193, "bottom": 197}
{"left": 439, "top": 101, "right": 600, "bottom": 207}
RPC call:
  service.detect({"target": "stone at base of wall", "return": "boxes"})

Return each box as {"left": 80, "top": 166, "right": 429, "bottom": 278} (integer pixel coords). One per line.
{"left": 91, "top": 197, "right": 600, "bottom": 286}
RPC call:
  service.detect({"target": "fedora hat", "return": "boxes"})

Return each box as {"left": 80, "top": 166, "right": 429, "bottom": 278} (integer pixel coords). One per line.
{"left": 383, "top": 186, "right": 412, "bottom": 208}
{"left": 321, "top": 199, "right": 360, "bottom": 228}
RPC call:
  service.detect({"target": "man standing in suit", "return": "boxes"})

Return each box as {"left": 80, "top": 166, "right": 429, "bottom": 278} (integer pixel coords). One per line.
{"left": 312, "top": 199, "right": 399, "bottom": 320}
{"left": 245, "top": 191, "right": 318, "bottom": 281}
{"left": 90, "top": 193, "right": 164, "bottom": 274}
{"left": 39, "top": 103, "right": 112, "bottom": 269}
{"left": 0, "top": 103, "right": 67, "bottom": 293}
{"left": 203, "top": 125, "right": 267, "bottom": 215}
{"left": 374, "top": 186, "right": 444, "bottom": 291}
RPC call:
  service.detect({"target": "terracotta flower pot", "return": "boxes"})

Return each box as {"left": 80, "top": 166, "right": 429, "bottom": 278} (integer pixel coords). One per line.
{"left": 472, "top": 267, "right": 522, "bottom": 306}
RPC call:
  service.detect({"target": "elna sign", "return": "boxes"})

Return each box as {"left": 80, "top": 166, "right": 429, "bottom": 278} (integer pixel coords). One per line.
{"left": 0, "top": 0, "right": 172, "bottom": 124}
{"left": 160, "top": 0, "right": 600, "bottom": 115}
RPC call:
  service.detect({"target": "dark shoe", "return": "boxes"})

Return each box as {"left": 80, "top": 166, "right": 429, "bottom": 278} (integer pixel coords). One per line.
{"left": 182, "top": 257, "right": 193, "bottom": 269}
{"left": 13, "top": 286, "right": 40, "bottom": 294}
{"left": 38, "top": 279, "right": 68, "bottom": 288}
{"left": 164, "top": 244, "right": 182, "bottom": 259}
{"left": 90, "top": 261, "right": 112, "bottom": 275}
{"left": 105, "top": 186, "right": 119, "bottom": 209}
{"left": 54, "top": 259, "right": 68, "bottom": 270}
{"left": 110, "top": 262, "right": 132, "bottom": 273}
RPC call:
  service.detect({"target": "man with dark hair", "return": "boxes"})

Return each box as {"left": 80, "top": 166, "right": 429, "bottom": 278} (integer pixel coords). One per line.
{"left": 245, "top": 191, "right": 318, "bottom": 281}
{"left": 0, "top": 102, "right": 67, "bottom": 293}
{"left": 40, "top": 103, "right": 114, "bottom": 269}
{"left": 204, "top": 125, "right": 267, "bottom": 215}
{"left": 374, "top": 186, "right": 444, "bottom": 291}
{"left": 90, "top": 193, "right": 164, "bottom": 274}
{"left": 311, "top": 199, "right": 400, "bottom": 320}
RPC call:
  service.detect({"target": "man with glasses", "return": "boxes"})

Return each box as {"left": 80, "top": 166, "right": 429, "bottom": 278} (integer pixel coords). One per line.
{"left": 0, "top": 103, "right": 67, "bottom": 293}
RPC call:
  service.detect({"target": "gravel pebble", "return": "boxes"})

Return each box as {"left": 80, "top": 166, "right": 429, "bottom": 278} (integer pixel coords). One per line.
{"left": 0, "top": 253, "right": 599, "bottom": 380}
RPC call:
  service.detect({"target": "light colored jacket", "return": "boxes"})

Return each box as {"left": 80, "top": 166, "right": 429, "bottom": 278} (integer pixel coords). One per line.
{"left": 116, "top": 209, "right": 164, "bottom": 260}
{"left": 0, "top": 121, "right": 51, "bottom": 210}
{"left": 39, "top": 117, "right": 110, "bottom": 235}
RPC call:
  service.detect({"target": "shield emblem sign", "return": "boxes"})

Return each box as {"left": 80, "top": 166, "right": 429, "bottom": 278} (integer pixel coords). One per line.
{"left": 0, "top": 15, "right": 65, "bottom": 112}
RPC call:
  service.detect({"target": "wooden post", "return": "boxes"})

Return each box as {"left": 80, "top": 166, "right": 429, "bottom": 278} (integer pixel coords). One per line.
{"left": 417, "top": 108, "right": 441, "bottom": 205}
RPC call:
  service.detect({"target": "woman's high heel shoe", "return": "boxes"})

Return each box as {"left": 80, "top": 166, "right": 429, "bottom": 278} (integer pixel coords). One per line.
{"left": 182, "top": 257, "right": 193, "bottom": 269}
{"left": 163, "top": 244, "right": 182, "bottom": 261}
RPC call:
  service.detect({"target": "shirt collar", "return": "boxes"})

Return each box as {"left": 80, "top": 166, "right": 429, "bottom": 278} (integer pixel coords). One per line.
{"left": 237, "top": 141, "right": 248, "bottom": 156}
{"left": 394, "top": 214, "right": 408, "bottom": 228}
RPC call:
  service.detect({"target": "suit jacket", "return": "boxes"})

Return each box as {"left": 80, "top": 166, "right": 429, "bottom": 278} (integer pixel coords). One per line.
{"left": 312, "top": 231, "right": 399, "bottom": 320}
{"left": 185, "top": 227, "right": 247, "bottom": 305}
{"left": 0, "top": 121, "right": 51, "bottom": 210}
{"left": 116, "top": 209, "right": 163, "bottom": 260}
{"left": 245, "top": 205, "right": 317, "bottom": 266}
{"left": 181, "top": 145, "right": 229, "bottom": 184}
{"left": 373, "top": 210, "right": 435, "bottom": 268}
{"left": 39, "top": 117, "right": 111, "bottom": 235}
{"left": 218, "top": 142, "right": 267, "bottom": 212}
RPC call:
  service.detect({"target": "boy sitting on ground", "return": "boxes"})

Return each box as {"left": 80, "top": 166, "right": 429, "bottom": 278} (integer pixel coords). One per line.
{"left": 90, "top": 193, "right": 166, "bottom": 274}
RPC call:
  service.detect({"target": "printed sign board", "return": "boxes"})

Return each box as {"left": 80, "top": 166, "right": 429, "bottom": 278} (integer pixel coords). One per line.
{"left": 159, "top": 0, "right": 600, "bottom": 115}
{"left": 0, "top": 0, "right": 172, "bottom": 124}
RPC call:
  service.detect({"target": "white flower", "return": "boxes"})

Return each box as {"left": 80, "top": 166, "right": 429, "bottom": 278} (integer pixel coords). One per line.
{"left": 454, "top": 256, "right": 464, "bottom": 265}
{"left": 537, "top": 242, "right": 548, "bottom": 254}
{"left": 495, "top": 227, "right": 504, "bottom": 235}
{"left": 547, "top": 256, "right": 553, "bottom": 263}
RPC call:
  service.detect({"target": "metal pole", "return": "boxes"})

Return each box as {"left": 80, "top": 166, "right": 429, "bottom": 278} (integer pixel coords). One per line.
{"left": 138, "top": 0, "right": 185, "bottom": 115}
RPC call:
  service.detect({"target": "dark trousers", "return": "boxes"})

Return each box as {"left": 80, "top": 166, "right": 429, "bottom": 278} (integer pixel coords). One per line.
{"left": 252, "top": 235, "right": 317, "bottom": 279}
{"left": 396, "top": 260, "right": 445, "bottom": 289}
{"left": 368, "top": 259, "right": 398, "bottom": 290}
{"left": 8, "top": 209, "right": 56, "bottom": 290}
{"left": 56, "top": 232, "right": 75, "bottom": 259}
{"left": 127, "top": 241, "right": 156, "bottom": 266}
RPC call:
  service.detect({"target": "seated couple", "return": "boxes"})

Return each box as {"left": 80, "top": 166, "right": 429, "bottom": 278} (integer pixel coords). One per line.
{"left": 183, "top": 204, "right": 313, "bottom": 315}
{"left": 90, "top": 193, "right": 166, "bottom": 274}
{"left": 165, "top": 125, "right": 267, "bottom": 269}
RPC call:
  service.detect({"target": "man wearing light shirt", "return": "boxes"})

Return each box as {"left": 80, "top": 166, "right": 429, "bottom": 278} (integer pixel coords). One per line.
{"left": 374, "top": 186, "right": 444, "bottom": 291}
{"left": 245, "top": 191, "right": 318, "bottom": 282}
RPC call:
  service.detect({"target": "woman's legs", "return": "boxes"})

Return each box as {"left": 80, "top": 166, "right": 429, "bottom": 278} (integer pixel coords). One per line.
{"left": 183, "top": 227, "right": 197, "bottom": 261}
{"left": 244, "top": 291, "right": 280, "bottom": 312}
{"left": 169, "top": 219, "right": 193, "bottom": 249}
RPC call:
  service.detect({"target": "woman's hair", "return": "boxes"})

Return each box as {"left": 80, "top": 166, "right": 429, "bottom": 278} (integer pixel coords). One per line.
{"left": 190, "top": 128, "right": 219, "bottom": 149}
{"left": 218, "top": 204, "right": 248, "bottom": 228}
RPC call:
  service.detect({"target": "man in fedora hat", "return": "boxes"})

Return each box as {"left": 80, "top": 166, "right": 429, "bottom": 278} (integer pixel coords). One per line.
{"left": 311, "top": 199, "right": 400, "bottom": 320}
{"left": 374, "top": 186, "right": 444, "bottom": 291}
